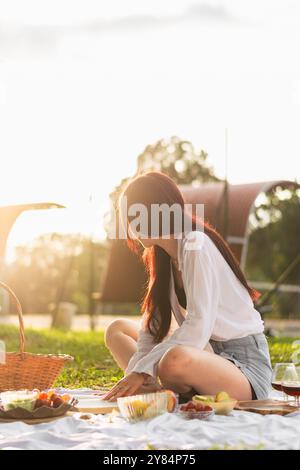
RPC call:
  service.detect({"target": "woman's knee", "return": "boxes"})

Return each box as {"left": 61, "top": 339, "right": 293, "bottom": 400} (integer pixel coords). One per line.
{"left": 158, "top": 345, "right": 194, "bottom": 382}
{"left": 104, "top": 318, "right": 138, "bottom": 347}
{"left": 104, "top": 319, "right": 127, "bottom": 347}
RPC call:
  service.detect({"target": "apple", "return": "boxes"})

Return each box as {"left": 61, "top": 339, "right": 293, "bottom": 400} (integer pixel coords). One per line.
{"left": 165, "top": 390, "right": 177, "bottom": 412}
{"left": 193, "top": 394, "right": 214, "bottom": 403}
{"left": 215, "top": 391, "right": 230, "bottom": 402}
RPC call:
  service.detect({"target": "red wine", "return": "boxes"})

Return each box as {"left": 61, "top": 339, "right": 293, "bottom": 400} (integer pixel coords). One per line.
{"left": 281, "top": 383, "right": 300, "bottom": 397}
{"left": 271, "top": 382, "right": 283, "bottom": 392}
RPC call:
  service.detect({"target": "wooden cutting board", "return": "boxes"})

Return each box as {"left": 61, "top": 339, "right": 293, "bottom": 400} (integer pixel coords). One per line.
{"left": 75, "top": 398, "right": 119, "bottom": 415}
{"left": 235, "top": 399, "right": 300, "bottom": 415}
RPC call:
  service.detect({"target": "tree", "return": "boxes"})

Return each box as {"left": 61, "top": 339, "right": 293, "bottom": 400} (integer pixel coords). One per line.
{"left": 246, "top": 187, "right": 300, "bottom": 317}
{"left": 137, "top": 136, "right": 220, "bottom": 184}
{"left": 108, "top": 136, "right": 221, "bottom": 211}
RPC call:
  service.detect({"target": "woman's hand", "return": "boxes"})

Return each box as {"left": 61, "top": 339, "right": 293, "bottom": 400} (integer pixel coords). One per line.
{"left": 103, "top": 372, "right": 146, "bottom": 401}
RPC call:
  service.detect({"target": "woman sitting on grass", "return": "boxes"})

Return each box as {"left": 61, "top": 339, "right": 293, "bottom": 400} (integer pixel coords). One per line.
{"left": 104, "top": 172, "right": 272, "bottom": 402}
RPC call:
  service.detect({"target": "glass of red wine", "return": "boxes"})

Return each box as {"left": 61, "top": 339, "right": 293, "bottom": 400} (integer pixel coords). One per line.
{"left": 281, "top": 365, "right": 300, "bottom": 407}
{"left": 271, "top": 363, "right": 296, "bottom": 400}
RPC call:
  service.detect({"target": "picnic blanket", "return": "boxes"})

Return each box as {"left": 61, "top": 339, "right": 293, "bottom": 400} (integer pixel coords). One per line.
{"left": 0, "top": 389, "right": 300, "bottom": 450}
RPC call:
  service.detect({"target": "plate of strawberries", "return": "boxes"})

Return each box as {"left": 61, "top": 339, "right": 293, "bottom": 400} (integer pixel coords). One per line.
{"left": 178, "top": 400, "right": 214, "bottom": 420}
{"left": 0, "top": 389, "right": 78, "bottom": 420}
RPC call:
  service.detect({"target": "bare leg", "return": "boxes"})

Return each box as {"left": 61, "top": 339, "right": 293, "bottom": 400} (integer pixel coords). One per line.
{"left": 104, "top": 318, "right": 139, "bottom": 370}
{"left": 158, "top": 345, "right": 252, "bottom": 401}
{"left": 104, "top": 318, "right": 162, "bottom": 393}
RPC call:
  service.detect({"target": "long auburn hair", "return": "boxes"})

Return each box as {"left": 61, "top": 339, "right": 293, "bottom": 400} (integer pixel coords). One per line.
{"left": 119, "top": 171, "right": 260, "bottom": 343}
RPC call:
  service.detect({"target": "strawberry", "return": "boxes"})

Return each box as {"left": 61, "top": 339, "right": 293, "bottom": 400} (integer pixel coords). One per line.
{"left": 204, "top": 405, "right": 213, "bottom": 411}
{"left": 186, "top": 401, "right": 195, "bottom": 410}
{"left": 195, "top": 402, "right": 205, "bottom": 411}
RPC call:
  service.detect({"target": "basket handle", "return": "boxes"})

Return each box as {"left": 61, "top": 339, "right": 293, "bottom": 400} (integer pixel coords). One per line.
{"left": 0, "top": 281, "right": 25, "bottom": 355}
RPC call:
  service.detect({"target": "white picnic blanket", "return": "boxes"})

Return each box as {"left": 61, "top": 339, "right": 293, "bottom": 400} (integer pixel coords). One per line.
{"left": 0, "top": 389, "right": 300, "bottom": 450}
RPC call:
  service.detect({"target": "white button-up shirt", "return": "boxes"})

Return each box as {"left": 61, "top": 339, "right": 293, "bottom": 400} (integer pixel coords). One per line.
{"left": 126, "top": 231, "right": 264, "bottom": 378}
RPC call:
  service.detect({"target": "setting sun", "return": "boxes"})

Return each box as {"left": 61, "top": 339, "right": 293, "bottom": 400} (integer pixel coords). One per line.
{"left": 1, "top": 1, "right": 300, "bottom": 253}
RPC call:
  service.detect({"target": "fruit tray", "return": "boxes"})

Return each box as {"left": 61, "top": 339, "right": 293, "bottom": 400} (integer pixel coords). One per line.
{"left": 0, "top": 400, "right": 77, "bottom": 420}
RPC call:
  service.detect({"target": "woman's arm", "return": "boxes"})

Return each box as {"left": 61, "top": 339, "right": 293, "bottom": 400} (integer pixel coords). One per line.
{"left": 125, "top": 314, "right": 158, "bottom": 381}
{"left": 129, "top": 236, "right": 220, "bottom": 378}
{"left": 104, "top": 316, "right": 161, "bottom": 400}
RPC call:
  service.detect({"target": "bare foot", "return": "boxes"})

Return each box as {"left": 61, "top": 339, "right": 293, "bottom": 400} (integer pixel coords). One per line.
{"left": 178, "top": 389, "right": 196, "bottom": 403}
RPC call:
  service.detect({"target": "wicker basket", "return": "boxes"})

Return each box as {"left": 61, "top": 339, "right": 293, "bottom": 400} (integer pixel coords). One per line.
{"left": 0, "top": 281, "right": 73, "bottom": 392}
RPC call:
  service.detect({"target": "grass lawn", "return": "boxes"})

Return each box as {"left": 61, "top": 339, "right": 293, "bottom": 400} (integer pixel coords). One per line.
{"left": 0, "top": 325, "right": 297, "bottom": 390}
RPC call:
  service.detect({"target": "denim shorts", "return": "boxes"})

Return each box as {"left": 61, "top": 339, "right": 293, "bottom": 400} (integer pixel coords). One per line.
{"left": 210, "top": 333, "right": 273, "bottom": 400}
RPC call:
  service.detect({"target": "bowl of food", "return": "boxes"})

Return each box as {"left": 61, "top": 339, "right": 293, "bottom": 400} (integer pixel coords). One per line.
{"left": 0, "top": 389, "right": 77, "bottom": 420}
{"left": 117, "top": 391, "right": 170, "bottom": 423}
{"left": 0, "top": 390, "right": 38, "bottom": 412}
{"left": 178, "top": 401, "right": 214, "bottom": 420}
{"left": 192, "top": 391, "right": 237, "bottom": 416}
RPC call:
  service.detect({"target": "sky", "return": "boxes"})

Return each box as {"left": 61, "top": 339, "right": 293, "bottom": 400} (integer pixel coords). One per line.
{"left": 0, "top": 0, "right": 300, "bottom": 255}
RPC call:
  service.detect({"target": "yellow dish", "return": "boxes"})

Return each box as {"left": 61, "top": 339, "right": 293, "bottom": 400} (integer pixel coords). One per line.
{"left": 192, "top": 395, "right": 237, "bottom": 415}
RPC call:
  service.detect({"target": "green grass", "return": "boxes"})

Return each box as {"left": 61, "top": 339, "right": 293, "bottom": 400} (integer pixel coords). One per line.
{"left": 268, "top": 336, "right": 299, "bottom": 365}
{"left": 1, "top": 325, "right": 123, "bottom": 389}
{"left": 1, "top": 325, "right": 297, "bottom": 389}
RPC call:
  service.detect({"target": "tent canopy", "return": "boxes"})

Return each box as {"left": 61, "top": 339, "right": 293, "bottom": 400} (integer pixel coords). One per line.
{"left": 0, "top": 202, "right": 64, "bottom": 267}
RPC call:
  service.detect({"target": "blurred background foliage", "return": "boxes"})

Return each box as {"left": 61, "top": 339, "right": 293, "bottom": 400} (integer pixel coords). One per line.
{"left": 4, "top": 234, "right": 109, "bottom": 314}
{"left": 246, "top": 187, "right": 300, "bottom": 318}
